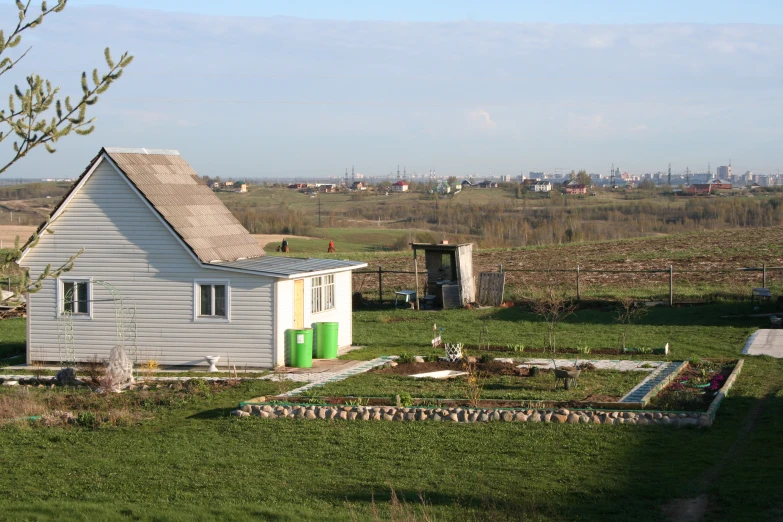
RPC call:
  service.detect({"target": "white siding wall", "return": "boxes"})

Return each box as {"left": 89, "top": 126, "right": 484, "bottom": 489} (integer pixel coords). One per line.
{"left": 304, "top": 271, "right": 353, "bottom": 349}
{"left": 274, "top": 271, "right": 354, "bottom": 365}
{"left": 21, "top": 160, "right": 276, "bottom": 368}
{"left": 274, "top": 279, "right": 293, "bottom": 367}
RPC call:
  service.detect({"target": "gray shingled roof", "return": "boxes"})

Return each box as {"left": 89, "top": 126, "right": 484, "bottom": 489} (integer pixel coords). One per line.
{"left": 210, "top": 256, "right": 367, "bottom": 278}
{"left": 104, "top": 148, "right": 266, "bottom": 263}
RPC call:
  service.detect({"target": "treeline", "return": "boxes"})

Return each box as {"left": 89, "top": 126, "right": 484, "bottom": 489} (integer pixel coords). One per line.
{"left": 0, "top": 182, "right": 71, "bottom": 201}
{"left": 228, "top": 203, "right": 316, "bottom": 237}
{"left": 224, "top": 189, "right": 782, "bottom": 248}
{"left": 333, "top": 196, "right": 783, "bottom": 247}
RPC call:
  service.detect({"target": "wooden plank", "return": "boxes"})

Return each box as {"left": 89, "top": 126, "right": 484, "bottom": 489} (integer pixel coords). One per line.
{"left": 442, "top": 284, "right": 461, "bottom": 309}
{"left": 478, "top": 272, "right": 505, "bottom": 306}
{"left": 293, "top": 279, "right": 304, "bottom": 329}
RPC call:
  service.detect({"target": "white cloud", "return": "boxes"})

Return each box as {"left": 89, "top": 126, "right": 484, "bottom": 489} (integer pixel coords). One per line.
{"left": 468, "top": 108, "right": 497, "bottom": 130}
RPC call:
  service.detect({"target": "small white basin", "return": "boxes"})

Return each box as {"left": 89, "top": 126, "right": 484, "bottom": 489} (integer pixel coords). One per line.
{"left": 409, "top": 370, "right": 467, "bottom": 379}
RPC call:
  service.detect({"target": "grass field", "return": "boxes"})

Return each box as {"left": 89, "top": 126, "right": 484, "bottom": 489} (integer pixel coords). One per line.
{"left": 1, "top": 303, "right": 783, "bottom": 520}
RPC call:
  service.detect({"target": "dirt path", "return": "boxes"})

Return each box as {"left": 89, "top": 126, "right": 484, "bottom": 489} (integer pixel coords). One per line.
{"left": 661, "top": 388, "right": 777, "bottom": 522}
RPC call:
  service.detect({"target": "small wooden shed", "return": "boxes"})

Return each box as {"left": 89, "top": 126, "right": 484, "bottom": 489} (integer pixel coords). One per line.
{"left": 411, "top": 242, "right": 475, "bottom": 308}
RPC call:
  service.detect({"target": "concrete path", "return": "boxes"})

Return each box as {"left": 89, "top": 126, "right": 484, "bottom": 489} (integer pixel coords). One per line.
{"left": 742, "top": 329, "right": 783, "bottom": 357}
{"left": 619, "top": 362, "right": 686, "bottom": 404}
{"left": 496, "top": 358, "right": 666, "bottom": 372}
{"left": 283, "top": 357, "right": 394, "bottom": 396}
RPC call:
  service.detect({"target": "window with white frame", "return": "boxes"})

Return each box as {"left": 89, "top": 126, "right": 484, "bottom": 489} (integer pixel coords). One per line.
{"left": 311, "top": 274, "right": 335, "bottom": 313}
{"left": 196, "top": 281, "right": 229, "bottom": 319}
{"left": 61, "top": 280, "right": 91, "bottom": 316}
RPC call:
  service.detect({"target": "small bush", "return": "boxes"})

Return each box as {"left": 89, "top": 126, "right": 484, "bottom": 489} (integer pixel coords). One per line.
{"left": 425, "top": 354, "right": 440, "bottom": 363}
{"left": 396, "top": 391, "right": 414, "bottom": 407}
{"left": 76, "top": 411, "right": 98, "bottom": 429}
{"left": 479, "top": 354, "right": 493, "bottom": 364}
{"left": 397, "top": 353, "right": 415, "bottom": 364}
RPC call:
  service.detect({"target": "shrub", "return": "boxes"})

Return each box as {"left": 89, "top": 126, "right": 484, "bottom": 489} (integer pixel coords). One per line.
{"left": 76, "top": 411, "right": 98, "bottom": 429}
{"left": 397, "top": 353, "right": 415, "bottom": 364}
{"left": 479, "top": 354, "right": 493, "bottom": 364}
{"left": 396, "top": 392, "right": 414, "bottom": 407}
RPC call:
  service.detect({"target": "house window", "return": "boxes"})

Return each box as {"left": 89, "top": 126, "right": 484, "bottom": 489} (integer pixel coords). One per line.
{"left": 196, "top": 281, "right": 229, "bottom": 319}
{"left": 61, "top": 280, "right": 91, "bottom": 316}
{"left": 311, "top": 274, "right": 335, "bottom": 313}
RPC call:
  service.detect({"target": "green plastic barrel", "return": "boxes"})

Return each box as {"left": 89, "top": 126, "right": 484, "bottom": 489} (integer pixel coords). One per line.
{"left": 315, "top": 322, "right": 339, "bottom": 359}
{"left": 291, "top": 328, "right": 313, "bottom": 368}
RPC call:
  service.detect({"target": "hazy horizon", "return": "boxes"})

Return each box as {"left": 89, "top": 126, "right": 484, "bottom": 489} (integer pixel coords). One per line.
{"left": 2, "top": 3, "right": 782, "bottom": 179}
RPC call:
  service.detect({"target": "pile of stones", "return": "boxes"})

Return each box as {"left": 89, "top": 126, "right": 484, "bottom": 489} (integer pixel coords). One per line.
{"left": 231, "top": 404, "right": 710, "bottom": 427}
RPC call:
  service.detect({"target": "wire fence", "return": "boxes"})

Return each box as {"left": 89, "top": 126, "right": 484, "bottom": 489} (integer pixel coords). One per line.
{"left": 352, "top": 264, "right": 783, "bottom": 305}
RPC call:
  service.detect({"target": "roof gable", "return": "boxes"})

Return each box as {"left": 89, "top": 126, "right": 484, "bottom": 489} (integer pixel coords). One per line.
{"left": 21, "top": 148, "right": 265, "bottom": 264}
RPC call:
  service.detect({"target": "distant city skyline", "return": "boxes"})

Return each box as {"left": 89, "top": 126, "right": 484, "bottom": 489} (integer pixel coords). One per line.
{"left": 3, "top": 4, "right": 783, "bottom": 178}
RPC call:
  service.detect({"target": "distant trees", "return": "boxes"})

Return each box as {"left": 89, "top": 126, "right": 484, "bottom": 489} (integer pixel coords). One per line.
{"left": 638, "top": 179, "right": 656, "bottom": 190}
{"left": 220, "top": 186, "right": 783, "bottom": 249}
{"left": 575, "top": 170, "right": 591, "bottom": 186}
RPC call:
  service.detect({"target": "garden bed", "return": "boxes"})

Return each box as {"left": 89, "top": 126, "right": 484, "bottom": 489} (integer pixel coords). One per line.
{"left": 287, "top": 360, "right": 647, "bottom": 407}
{"left": 461, "top": 345, "right": 667, "bottom": 356}
{"left": 646, "top": 359, "right": 738, "bottom": 412}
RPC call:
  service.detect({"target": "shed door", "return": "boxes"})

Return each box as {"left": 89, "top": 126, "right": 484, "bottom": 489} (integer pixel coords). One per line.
{"left": 293, "top": 279, "right": 304, "bottom": 329}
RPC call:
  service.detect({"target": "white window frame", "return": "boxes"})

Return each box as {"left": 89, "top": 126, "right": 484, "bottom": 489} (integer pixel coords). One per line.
{"left": 57, "top": 278, "right": 93, "bottom": 320}
{"left": 193, "top": 280, "right": 231, "bottom": 322}
{"left": 311, "top": 274, "right": 335, "bottom": 314}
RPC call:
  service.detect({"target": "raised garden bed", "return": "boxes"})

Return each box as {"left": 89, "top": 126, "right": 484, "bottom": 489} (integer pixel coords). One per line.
{"left": 461, "top": 345, "right": 667, "bottom": 356}
{"left": 646, "top": 359, "right": 739, "bottom": 412}
{"left": 289, "top": 360, "right": 647, "bottom": 407}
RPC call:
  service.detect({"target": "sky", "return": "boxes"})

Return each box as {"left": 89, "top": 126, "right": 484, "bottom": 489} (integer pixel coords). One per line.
{"left": 3, "top": 1, "right": 783, "bottom": 179}
{"left": 70, "top": 0, "right": 783, "bottom": 25}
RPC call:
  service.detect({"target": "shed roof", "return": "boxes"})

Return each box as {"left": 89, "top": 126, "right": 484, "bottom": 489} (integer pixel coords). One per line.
{"left": 210, "top": 256, "right": 366, "bottom": 278}
{"left": 410, "top": 242, "right": 472, "bottom": 252}
{"left": 104, "top": 148, "right": 266, "bottom": 263}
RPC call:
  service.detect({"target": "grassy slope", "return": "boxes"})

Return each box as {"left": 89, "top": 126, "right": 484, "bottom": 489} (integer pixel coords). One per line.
{"left": 1, "top": 304, "right": 783, "bottom": 520}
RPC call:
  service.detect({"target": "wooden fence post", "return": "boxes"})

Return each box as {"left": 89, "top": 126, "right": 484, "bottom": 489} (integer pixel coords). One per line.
{"left": 414, "top": 258, "right": 420, "bottom": 310}
{"left": 669, "top": 265, "right": 674, "bottom": 306}
{"left": 378, "top": 266, "right": 383, "bottom": 304}
{"left": 763, "top": 263, "right": 767, "bottom": 288}
{"left": 576, "top": 264, "right": 581, "bottom": 301}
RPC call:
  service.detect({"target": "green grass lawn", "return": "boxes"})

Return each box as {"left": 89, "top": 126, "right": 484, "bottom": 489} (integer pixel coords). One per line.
{"left": 1, "top": 305, "right": 782, "bottom": 520}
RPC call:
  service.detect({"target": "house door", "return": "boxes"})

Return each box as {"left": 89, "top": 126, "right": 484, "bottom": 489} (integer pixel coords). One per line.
{"left": 293, "top": 279, "right": 304, "bottom": 329}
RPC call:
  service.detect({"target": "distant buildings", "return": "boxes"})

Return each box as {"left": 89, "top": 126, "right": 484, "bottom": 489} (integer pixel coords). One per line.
{"left": 716, "top": 165, "right": 732, "bottom": 180}
{"left": 392, "top": 180, "right": 409, "bottom": 193}
{"left": 686, "top": 184, "right": 713, "bottom": 196}
{"left": 708, "top": 179, "right": 732, "bottom": 190}
{"left": 564, "top": 184, "right": 587, "bottom": 195}
{"left": 533, "top": 181, "right": 552, "bottom": 193}
{"left": 475, "top": 180, "right": 498, "bottom": 189}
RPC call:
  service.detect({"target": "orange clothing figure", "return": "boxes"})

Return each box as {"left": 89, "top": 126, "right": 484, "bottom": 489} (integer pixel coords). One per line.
{"left": 327, "top": 240, "right": 335, "bottom": 253}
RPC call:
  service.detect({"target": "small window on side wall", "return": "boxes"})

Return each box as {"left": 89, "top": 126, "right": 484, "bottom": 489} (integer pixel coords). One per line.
{"left": 61, "top": 280, "right": 91, "bottom": 316}
{"left": 311, "top": 274, "right": 335, "bottom": 313}
{"left": 196, "top": 281, "right": 229, "bottom": 319}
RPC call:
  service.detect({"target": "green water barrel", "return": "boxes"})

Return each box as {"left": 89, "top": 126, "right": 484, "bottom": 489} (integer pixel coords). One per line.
{"left": 315, "top": 322, "right": 339, "bottom": 359}
{"left": 291, "top": 328, "right": 313, "bottom": 368}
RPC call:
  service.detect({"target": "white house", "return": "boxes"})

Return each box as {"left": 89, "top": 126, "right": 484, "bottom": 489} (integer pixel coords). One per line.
{"left": 533, "top": 181, "right": 552, "bottom": 192}
{"left": 392, "top": 180, "right": 409, "bottom": 192}
{"left": 18, "top": 148, "right": 367, "bottom": 369}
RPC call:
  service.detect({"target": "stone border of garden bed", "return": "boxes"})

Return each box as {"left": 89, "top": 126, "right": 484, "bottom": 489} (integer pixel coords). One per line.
{"left": 705, "top": 358, "right": 744, "bottom": 423}
{"left": 231, "top": 403, "right": 709, "bottom": 427}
